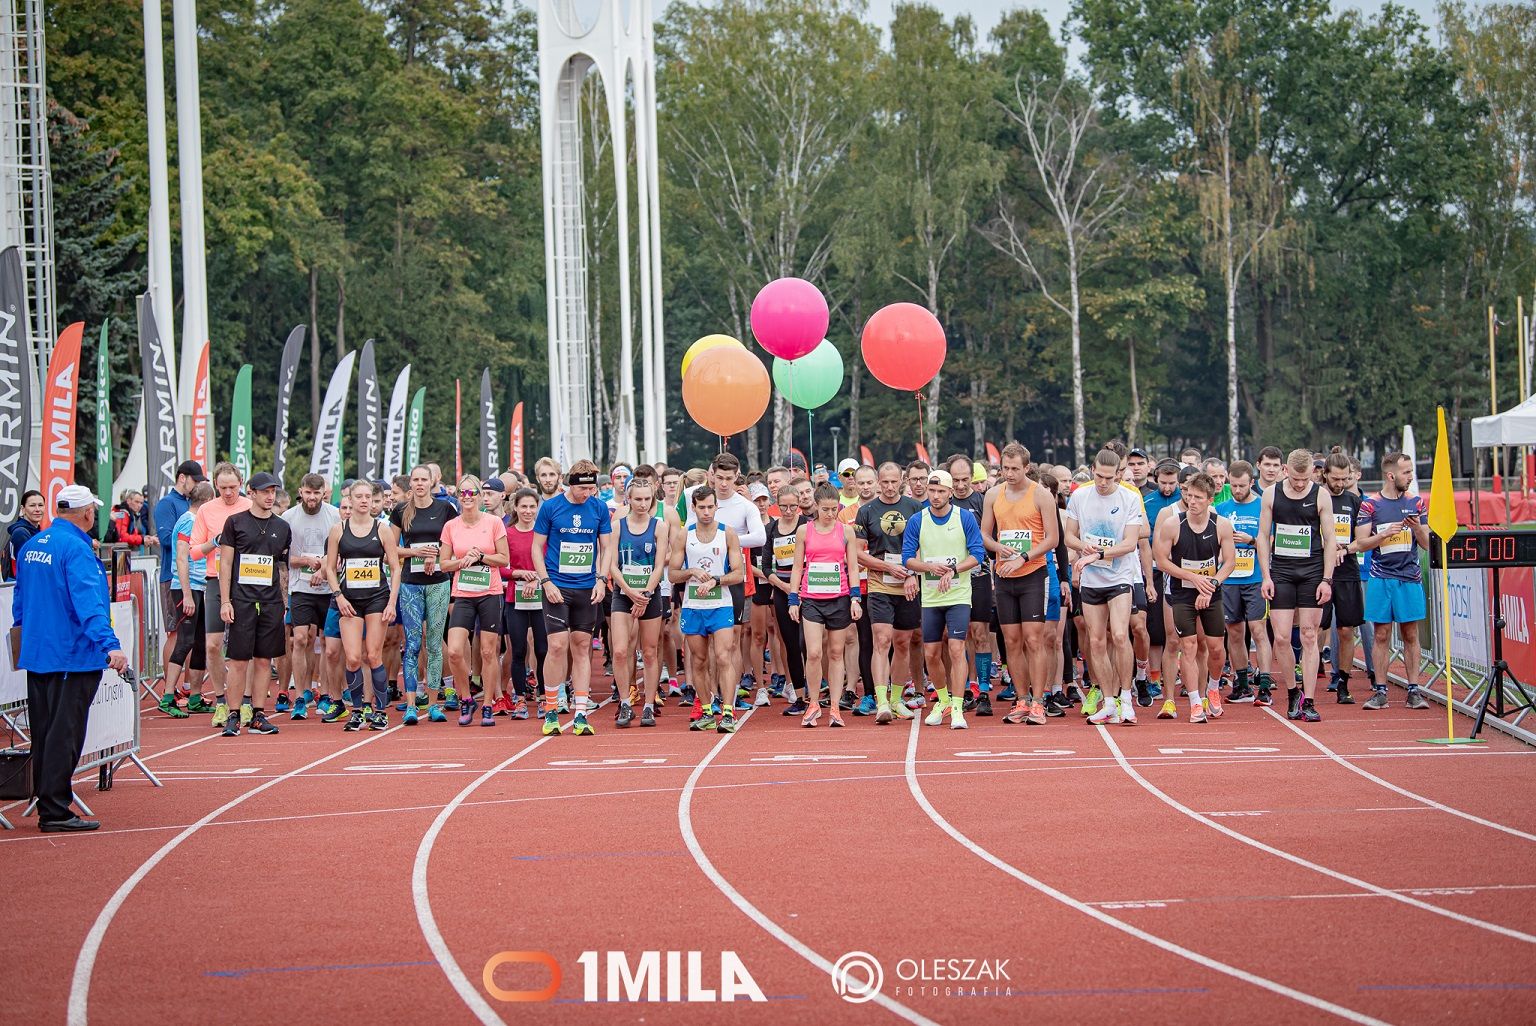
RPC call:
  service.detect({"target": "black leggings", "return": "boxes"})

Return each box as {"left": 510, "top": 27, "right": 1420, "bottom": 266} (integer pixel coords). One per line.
{"left": 169, "top": 589, "right": 207, "bottom": 671}
{"left": 855, "top": 598, "right": 875, "bottom": 698}
{"left": 771, "top": 586, "right": 807, "bottom": 698}
{"left": 503, "top": 605, "right": 549, "bottom": 698}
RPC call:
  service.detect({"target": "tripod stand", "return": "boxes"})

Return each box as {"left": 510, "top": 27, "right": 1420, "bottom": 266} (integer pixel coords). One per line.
{"left": 1471, "top": 566, "right": 1536, "bottom": 739}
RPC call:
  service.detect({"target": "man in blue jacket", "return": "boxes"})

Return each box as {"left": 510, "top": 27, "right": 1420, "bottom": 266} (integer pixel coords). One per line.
{"left": 13, "top": 484, "right": 127, "bottom": 832}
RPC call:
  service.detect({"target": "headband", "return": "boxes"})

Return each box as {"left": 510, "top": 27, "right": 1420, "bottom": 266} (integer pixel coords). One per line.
{"left": 567, "top": 471, "right": 597, "bottom": 486}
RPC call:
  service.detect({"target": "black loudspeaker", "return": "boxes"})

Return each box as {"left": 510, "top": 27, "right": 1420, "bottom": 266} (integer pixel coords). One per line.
{"left": 0, "top": 748, "right": 31, "bottom": 800}
{"left": 1457, "top": 417, "right": 1474, "bottom": 477}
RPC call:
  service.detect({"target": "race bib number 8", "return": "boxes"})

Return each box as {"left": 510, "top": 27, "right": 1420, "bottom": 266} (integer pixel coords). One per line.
{"left": 806, "top": 561, "right": 842, "bottom": 592}
{"left": 559, "top": 542, "right": 595, "bottom": 572}
{"left": 237, "top": 553, "right": 274, "bottom": 586}
{"left": 1274, "top": 523, "right": 1311, "bottom": 557}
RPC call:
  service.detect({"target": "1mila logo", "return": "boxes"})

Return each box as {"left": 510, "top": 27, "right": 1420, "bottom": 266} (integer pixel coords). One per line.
{"left": 483, "top": 950, "right": 765, "bottom": 1003}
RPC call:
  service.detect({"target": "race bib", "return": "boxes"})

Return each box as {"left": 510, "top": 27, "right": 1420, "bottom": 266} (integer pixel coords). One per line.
{"left": 1084, "top": 532, "right": 1116, "bottom": 552}
{"left": 806, "top": 560, "right": 842, "bottom": 592}
{"left": 457, "top": 566, "right": 492, "bottom": 593}
{"left": 1000, "top": 529, "right": 1033, "bottom": 557}
{"left": 773, "top": 538, "right": 796, "bottom": 566}
{"left": 1274, "top": 523, "right": 1312, "bottom": 557}
{"left": 237, "top": 553, "right": 274, "bottom": 586}
{"left": 1234, "top": 547, "right": 1256, "bottom": 577}
{"left": 559, "top": 541, "right": 595, "bottom": 573}
{"left": 1379, "top": 527, "right": 1412, "bottom": 555}
{"left": 687, "top": 580, "right": 721, "bottom": 602}
{"left": 882, "top": 552, "right": 905, "bottom": 586}
{"left": 924, "top": 555, "right": 960, "bottom": 581}
{"left": 514, "top": 581, "right": 542, "bottom": 610}
{"left": 1333, "top": 513, "right": 1352, "bottom": 542}
{"left": 409, "top": 544, "right": 438, "bottom": 575}
{"left": 1180, "top": 556, "right": 1217, "bottom": 578}
{"left": 620, "top": 562, "right": 652, "bottom": 590}
{"left": 342, "top": 558, "right": 382, "bottom": 587}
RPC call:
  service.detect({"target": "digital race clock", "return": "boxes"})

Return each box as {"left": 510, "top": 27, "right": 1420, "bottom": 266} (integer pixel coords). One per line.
{"left": 1429, "top": 530, "right": 1536, "bottom": 569}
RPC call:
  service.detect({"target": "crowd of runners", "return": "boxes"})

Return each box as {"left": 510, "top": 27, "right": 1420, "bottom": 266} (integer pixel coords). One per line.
{"left": 146, "top": 438, "right": 1435, "bottom": 737}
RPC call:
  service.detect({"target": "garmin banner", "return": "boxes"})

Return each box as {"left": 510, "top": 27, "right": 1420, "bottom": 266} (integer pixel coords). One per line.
{"left": 356, "top": 339, "right": 381, "bottom": 482}
{"left": 480, "top": 368, "right": 499, "bottom": 479}
{"left": 137, "top": 294, "right": 178, "bottom": 505}
{"left": 384, "top": 364, "right": 411, "bottom": 479}
{"left": 311, "top": 350, "right": 355, "bottom": 485}
{"left": 0, "top": 247, "right": 33, "bottom": 523}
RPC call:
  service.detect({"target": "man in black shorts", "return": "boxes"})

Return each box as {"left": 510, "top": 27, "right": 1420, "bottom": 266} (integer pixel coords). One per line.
{"left": 1258, "top": 449, "right": 1337, "bottom": 721}
{"left": 218, "top": 472, "right": 292, "bottom": 737}
{"left": 854, "top": 462, "right": 923, "bottom": 722}
{"left": 947, "top": 455, "right": 995, "bottom": 714}
{"left": 1154, "top": 473, "right": 1234, "bottom": 723}
{"left": 1322, "top": 452, "right": 1364, "bottom": 704}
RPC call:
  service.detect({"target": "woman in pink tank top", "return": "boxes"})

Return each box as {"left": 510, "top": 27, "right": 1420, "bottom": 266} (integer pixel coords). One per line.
{"left": 788, "top": 483, "right": 863, "bottom": 727}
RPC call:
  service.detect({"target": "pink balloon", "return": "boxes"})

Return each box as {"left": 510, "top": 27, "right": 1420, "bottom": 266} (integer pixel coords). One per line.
{"left": 750, "top": 277, "right": 829, "bottom": 361}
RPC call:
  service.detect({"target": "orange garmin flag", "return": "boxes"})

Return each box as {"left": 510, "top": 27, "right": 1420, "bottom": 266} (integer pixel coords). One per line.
{"left": 1428, "top": 405, "right": 1458, "bottom": 542}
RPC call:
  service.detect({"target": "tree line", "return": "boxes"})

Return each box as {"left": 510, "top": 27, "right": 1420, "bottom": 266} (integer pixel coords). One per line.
{"left": 45, "top": 0, "right": 1535, "bottom": 480}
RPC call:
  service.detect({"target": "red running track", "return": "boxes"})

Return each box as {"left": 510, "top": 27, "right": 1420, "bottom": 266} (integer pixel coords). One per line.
{"left": 4, "top": 667, "right": 1536, "bottom": 1025}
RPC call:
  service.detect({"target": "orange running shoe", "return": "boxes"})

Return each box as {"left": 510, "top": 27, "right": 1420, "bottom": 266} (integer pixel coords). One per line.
{"left": 1025, "top": 700, "right": 1047, "bottom": 725}
{"left": 1206, "top": 687, "right": 1224, "bottom": 718}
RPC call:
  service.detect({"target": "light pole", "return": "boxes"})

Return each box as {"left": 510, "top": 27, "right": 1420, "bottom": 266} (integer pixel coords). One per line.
{"left": 830, "top": 426, "right": 841, "bottom": 468}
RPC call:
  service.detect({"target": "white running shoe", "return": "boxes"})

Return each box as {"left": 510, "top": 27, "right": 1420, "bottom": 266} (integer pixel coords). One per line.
{"left": 754, "top": 687, "right": 771, "bottom": 707}
{"left": 557, "top": 683, "right": 570, "bottom": 714}
{"left": 1087, "top": 702, "right": 1115, "bottom": 725}
{"left": 1118, "top": 691, "right": 1137, "bottom": 725}
{"left": 950, "top": 709, "right": 968, "bottom": 730}
{"left": 924, "top": 703, "right": 950, "bottom": 726}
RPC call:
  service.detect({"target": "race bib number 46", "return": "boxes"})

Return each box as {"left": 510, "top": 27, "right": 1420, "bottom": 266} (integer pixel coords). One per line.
{"left": 1274, "top": 523, "right": 1312, "bottom": 557}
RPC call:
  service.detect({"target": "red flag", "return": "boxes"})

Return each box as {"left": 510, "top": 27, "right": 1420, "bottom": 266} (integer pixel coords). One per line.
{"left": 40, "top": 322, "right": 84, "bottom": 525}
{"left": 860, "top": 444, "right": 874, "bottom": 467}
{"left": 454, "top": 378, "right": 462, "bottom": 481}
{"left": 916, "top": 442, "right": 930, "bottom": 464}
{"left": 510, "top": 401, "right": 525, "bottom": 474}
{"left": 985, "top": 441, "right": 1000, "bottom": 465}
{"left": 189, "top": 343, "right": 210, "bottom": 471}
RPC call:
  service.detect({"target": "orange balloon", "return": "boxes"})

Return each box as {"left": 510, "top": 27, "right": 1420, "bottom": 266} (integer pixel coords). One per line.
{"left": 681, "top": 334, "right": 743, "bottom": 379}
{"left": 682, "top": 345, "right": 770, "bottom": 437}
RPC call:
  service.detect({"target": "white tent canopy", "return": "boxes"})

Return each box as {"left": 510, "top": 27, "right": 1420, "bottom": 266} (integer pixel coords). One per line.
{"left": 1472, "top": 392, "right": 1536, "bottom": 447}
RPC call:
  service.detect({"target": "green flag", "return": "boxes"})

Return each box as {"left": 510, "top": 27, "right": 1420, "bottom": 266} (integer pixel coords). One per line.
{"left": 230, "top": 364, "right": 253, "bottom": 483}
{"left": 94, "top": 321, "right": 111, "bottom": 539}
{"left": 406, "top": 386, "right": 425, "bottom": 472}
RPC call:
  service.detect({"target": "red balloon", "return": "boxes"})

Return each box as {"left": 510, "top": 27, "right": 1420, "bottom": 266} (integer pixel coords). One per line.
{"left": 860, "top": 303, "right": 946, "bottom": 391}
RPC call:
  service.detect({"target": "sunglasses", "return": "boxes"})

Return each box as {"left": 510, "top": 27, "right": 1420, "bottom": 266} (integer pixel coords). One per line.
{"left": 461, "top": 488, "right": 481, "bottom": 496}
{"left": 839, "top": 470, "right": 855, "bottom": 477}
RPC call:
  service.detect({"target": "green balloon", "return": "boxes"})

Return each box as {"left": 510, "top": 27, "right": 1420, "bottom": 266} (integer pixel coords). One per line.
{"left": 772, "top": 340, "right": 843, "bottom": 410}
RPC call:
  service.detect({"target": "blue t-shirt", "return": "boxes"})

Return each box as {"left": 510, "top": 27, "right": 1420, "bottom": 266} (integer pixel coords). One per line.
{"left": 533, "top": 493, "right": 612, "bottom": 589}
{"left": 174, "top": 510, "right": 208, "bottom": 591}
{"left": 1143, "top": 487, "right": 1182, "bottom": 533}
{"left": 1358, "top": 492, "right": 1427, "bottom": 582}
{"left": 1215, "top": 494, "right": 1263, "bottom": 586}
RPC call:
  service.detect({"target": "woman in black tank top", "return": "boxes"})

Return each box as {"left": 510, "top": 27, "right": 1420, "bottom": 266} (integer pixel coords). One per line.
{"left": 324, "top": 481, "right": 403, "bottom": 729}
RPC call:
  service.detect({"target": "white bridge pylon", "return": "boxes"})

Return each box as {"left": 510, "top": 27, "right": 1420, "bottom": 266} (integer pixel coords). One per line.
{"left": 538, "top": 0, "right": 666, "bottom": 467}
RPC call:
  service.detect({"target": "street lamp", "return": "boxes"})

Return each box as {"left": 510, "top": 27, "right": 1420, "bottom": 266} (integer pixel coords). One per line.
{"left": 830, "top": 426, "right": 842, "bottom": 467}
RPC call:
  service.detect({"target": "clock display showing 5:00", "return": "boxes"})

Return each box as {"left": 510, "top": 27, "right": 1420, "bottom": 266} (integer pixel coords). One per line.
{"left": 1430, "top": 530, "right": 1536, "bottom": 569}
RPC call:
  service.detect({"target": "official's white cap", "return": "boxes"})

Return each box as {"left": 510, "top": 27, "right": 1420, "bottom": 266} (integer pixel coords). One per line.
{"left": 56, "top": 484, "right": 103, "bottom": 510}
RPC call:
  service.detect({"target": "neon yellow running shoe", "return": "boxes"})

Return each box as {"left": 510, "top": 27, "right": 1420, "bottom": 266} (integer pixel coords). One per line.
{"left": 239, "top": 703, "right": 254, "bottom": 726}
{"left": 541, "top": 712, "right": 562, "bottom": 736}
{"left": 211, "top": 702, "right": 229, "bottom": 728}
{"left": 1158, "top": 699, "right": 1178, "bottom": 720}
{"left": 571, "top": 715, "right": 595, "bottom": 736}
{"left": 1080, "top": 687, "right": 1102, "bottom": 717}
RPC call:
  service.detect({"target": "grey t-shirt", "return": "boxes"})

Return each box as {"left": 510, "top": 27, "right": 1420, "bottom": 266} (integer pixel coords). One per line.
{"left": 282, "top": 503, "right": 340, "bottom": 594}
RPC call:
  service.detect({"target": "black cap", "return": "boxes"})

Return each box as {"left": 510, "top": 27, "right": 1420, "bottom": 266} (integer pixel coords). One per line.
{"left": 248, "top": 471, "right": 281, "bottom": 491}
{"left": 176, "top": 460, "right": 207, "bottom": 482}
{"left": 1155, "top": 459, "right": 1181, "bottom": 475}
{"left": 1128, "top": 447, "right": 1150, "bottom": 460}
{"left": 482, "top": 477, "right": 506, "bottom": 492}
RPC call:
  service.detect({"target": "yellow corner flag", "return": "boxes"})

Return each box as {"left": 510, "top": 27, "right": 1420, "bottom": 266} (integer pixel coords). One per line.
{"left": 1422, "top": 405, "right": 1479, "bottom": 744}
{"left": 1428, "top": 406, "right": 1458, "bottom": 543}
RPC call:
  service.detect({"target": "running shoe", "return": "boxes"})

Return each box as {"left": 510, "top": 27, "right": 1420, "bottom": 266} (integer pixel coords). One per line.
{"left": 1326, "top": 672, "right": 1342, "bottom": 694}
{"left": 838, "top": 690, "right": 855, "bottom": 711}
{"left": 739, "top": 672, "right": 755, "bottom": 693}
{"left": 1189, "top": 701, "right": 1207, "bottom": 724}
{"left": 692, "top": 713, "right": 716, "bottom": 731}
{"left": 388, "top": 681, "right": 403, "bottom": 703}
{"left": 1286, "top": 688, "right": 1303, "bottom": 720}
{"left": 717, "top": 713, "right": 737, "bottom": 734}
{"left": 344, "top": 709, "right": 364, "bottom": 732}
{"left": 428, "top": 704, "right": 448, "bottom": 723}
{"left": 640, "top": 704, "right": 656, "bottom": 727}
{"left": 212, "top": 701, "right": 230, "bottom": 729}
{"left": 186, "top": 693, "right": 215, "bottom": 714}
{"left": 158, "top": 694, "right": 189, "bottom": 718}
{"left": 975, "top": 693, "right": 994, "bottom": 717}
{"left": 1148, "top": 681, "right": 1163, "bottom": 701}
{"left": 481, "top": 705, "right": 496, "bottom": 727}
{"left": 1044, "top": 693, "right": 1067, "bottom": 717}
{"left": 571, "top": 714, "right": 594, "bottom": 736}
{"left": 1081, "top": 686, "right": 1103, "bottom": 718}
{"left": 1064, "top": 685, "right": 1083, "bottom": 706}
{"left": 1336, "top": 682, "right": 1356, "bottom": 705}
{"left": 855, "top": 695, "right": 877, "bottom": 716}
{"left": 1087, "top": 701, "right": 1116, "bottom": 725}
{"left": 291, "top": 692, "right": 309, "bottom": 720}
{"left": 1154, "top": 697, "right": 1176, "bottom": 719}
{"left": 249, "top": 710, "right": 279, "bottom": 735}
{"left": 317, "top": 695, "right": 334, "bottom": 716}
{"left": 783, "top": 699, "right": 807, "bottom": 716}
{"left": 542, "top": 712, "right": 561, "bottom": 736}
{"left": 368, "top": 709, "right": 388, "bottom": 731}
{"left": 875, "top": 702, "right": 892, "bottom": 724}
{"left": 1118, "top": 692, "right": 1137, "bottom": 725}
{"left": 950, "top": 709, "right": 968, "bottom": 730}
{"left": 458, "top": 698, "right": 478, "bottom": 727}
{"left": 677, "top": 688, "right": 694, "bottom": 708}
{"left": 923, "top": 704, "right": 950, "bottom": 727}
{"left": 1256, "top": 685, "right": 1273, "bottom": 708}
{"left": 403, "top": 705, "right": 419, "bottom": 726}
{"left": 1406, "top": 687, "right": 1430, "bottom": 710}
{"left": 557, "top": 684, "right": 570, "bottom": 714}
{"left": 274, "top": 692, "right": 291, "bottom": 713}
{"left": 415, "top": 690, "right": 430, "bottom": 708}
{"left": 733, "top": 693, "right": 753, "bottom": 711}
{"left": 240, "top": 704, "right": 254, "bottom": 726}
{"left": 891, "top": 699, "right": 915, "bottom": 720}
{"left": 1003, "top": 703, "right": 1028, "bottom": 724}
{"left": 802, "top": 705, "right": 822, "bottom": 728}
{"left": 755, "top": 687, "right": 771, "bottom": 707}
{"left": 1363, "top": 688, "right": 1389, "bottom": 710}
{"left": 1026, "top": 701, "right": 1047, "bottom": 726}
{"left": 511, "top": 699, "right": 530, "bottom": 720}
{"left": 616, "top": 702, "right": 634, "bottom": 728}
{"left": 1298, "top": 699, "right": 1321, "bottom": 722}
{"left": 1205, "top": 688, "right": 1223, "bottom": 719}
{"left": 828, "top": 713, "right": 845, "bottom": 728}
{"left": 221, "top": 714, "right": 240, "bottom": 737}
{"left": 1226, "top": 680, "right": 1256, "bottom": 704}
{"left": 1134, "top": 678, "right": 1151, "bottom": 708}
{"left": 998, "top": 684, "right": 1017, "bottom": 702}
{"left": 443, "top": 687, "right": 460, "bottom": 711}
{"left": 769, "top": 674, "right": 786, "bottom": 697}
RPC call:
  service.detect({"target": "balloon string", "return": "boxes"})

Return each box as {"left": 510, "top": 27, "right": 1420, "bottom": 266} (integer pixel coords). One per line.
{"left": 808, "top": 408, "right": 814, "bottom": 471}
{"left": 915, "top": 391, "right": 924, "bottom": 458}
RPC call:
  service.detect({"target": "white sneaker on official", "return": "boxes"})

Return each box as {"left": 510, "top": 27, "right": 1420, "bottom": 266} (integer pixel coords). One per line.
{"left": 754, "top": 687, "right": 770, "bottom": 707}
{"left": 1118, "top": 691, "right": 1137, "bottom": 725}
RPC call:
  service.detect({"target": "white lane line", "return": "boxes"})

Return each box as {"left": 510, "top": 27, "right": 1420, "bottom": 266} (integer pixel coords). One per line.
{"left": 1094, "top": 726, "right": 1536, "bottom": 945}
{"left": 678, "top": 711, "right": 941, "bottom": 1026}
{"left": 1, "top": 723, "right": 234, "bottom": 814}
{"left": 411, "top": 734, "right": 553, "bottom": 1026}
{"left": 903, "top": 718, "right": 1391, "bottom": 1025}
{"left": 1260, "top": 707, "right": 1536, "bottom": 842}
{"left": 1090, "top": 882, "right": 1536, "bottom": 908}
{"left": 67, "top": 726, "right": 400, "bottom": 1026}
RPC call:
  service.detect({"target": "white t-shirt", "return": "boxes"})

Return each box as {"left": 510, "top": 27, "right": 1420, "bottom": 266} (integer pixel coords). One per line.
{"left": 282, "top": 503, "right": 340, "bottom": 594}
{"left": 1065, "top": 485, "right": 1145, "bottom": 589}
{"left": 685, "top": 488, "right": 766, "bottom": 550}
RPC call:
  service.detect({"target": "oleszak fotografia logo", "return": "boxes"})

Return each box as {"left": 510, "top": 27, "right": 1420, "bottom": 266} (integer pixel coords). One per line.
{"left": 832, "top": 952, "right": 1014, "bottom": 1001}
{"left": 482, "top": 950, "right": 764, "bottom": 1003}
